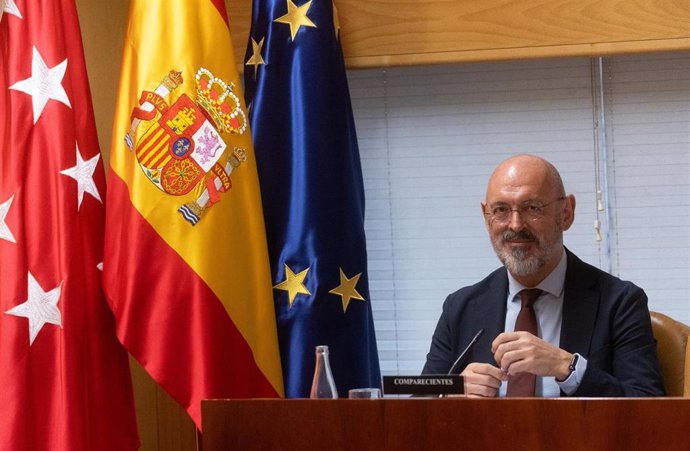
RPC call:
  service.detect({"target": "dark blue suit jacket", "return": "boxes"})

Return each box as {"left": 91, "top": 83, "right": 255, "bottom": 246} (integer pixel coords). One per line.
{"left": 422, "top": 249, "right": 665, "bottom": 396}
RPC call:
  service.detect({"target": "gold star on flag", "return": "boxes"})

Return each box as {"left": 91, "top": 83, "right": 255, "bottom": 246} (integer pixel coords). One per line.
{"left": 332, "top": 1, "right": 340, "bottom": 39}
{"left": 274, "top": 0, "right": 317, "bottom": 41}
{"left": 329, "top": 268, "right": 365, "bottom": 313}
{"left": 245, "top": 37, "right": 265, "bottom": 80}
{"left": 274, "top": 264, "right": 311, "bottom": 307}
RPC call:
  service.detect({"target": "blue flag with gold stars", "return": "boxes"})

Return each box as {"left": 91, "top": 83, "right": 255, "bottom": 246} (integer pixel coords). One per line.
{"left": 244, "top": 0, "right": 381, "bottom": 397}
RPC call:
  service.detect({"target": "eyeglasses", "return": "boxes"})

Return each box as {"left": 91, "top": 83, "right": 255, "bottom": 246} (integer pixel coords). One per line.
{"left": 484, "top": 197, "right": 565, "bottom": 223}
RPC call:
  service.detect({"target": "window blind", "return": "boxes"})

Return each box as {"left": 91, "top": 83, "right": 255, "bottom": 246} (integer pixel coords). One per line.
{"left": 604, "top": 53, "right": 690, "bottom": 324}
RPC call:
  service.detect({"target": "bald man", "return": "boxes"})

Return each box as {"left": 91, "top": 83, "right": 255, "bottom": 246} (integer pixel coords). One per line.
{"left": 422, "top": 155, "right": 664, "bottom": 397}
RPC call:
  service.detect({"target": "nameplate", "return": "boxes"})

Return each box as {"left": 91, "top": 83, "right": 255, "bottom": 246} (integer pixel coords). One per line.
{"left": 382, "top": 375, "right": 464, "bottom": 396}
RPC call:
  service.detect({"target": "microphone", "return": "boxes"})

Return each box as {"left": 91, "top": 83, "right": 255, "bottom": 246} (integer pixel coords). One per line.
{"left": 447, "top": 329, "right": 484, "bottom": 375}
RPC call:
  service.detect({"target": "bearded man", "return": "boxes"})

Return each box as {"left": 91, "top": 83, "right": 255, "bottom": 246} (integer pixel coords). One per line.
{"left": 422, "top": 154, "right": 664, "bottom": 397}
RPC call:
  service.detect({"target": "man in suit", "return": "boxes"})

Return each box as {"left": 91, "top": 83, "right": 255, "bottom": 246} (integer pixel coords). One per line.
{"left": 423, "top": 154, "right": 664, "bottom": 397}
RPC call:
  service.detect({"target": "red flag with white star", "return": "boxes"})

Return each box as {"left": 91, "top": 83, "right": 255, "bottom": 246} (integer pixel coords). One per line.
{"left": 0, "top": 1, "right": 139, "bottom": 450}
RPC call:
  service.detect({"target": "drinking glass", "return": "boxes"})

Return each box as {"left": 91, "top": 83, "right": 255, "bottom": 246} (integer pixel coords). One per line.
{"left": 348, "top": 388, "right": 382, "bottom": 399}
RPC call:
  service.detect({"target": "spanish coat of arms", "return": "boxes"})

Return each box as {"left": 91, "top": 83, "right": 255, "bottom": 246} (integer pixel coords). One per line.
{"left": 125, "top": 69, "right": 247, "bottom": 225}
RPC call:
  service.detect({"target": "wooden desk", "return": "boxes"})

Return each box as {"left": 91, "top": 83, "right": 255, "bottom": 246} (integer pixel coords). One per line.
{"left": 202, "top": 398, "right": 690, "bottom": 451}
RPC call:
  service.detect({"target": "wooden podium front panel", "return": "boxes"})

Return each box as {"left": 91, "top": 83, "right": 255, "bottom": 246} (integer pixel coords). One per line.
{"left": 202, "top": 398, "right": 690, "bottom": 451}
{"left": 204, "top": 399, "right": 386, "bottom": 450}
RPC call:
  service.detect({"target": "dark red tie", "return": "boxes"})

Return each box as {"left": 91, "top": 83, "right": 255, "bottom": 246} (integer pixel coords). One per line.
{"left": 506, "top": 288, "right": 542, "bottom": 397}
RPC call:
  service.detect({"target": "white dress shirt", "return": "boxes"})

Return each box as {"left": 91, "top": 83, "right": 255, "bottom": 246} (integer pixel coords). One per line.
{"left": 497, "top": 249, "right": 587, "bottom": 397}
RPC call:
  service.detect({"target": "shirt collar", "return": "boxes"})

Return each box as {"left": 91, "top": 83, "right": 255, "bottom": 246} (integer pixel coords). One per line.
{"left": 507, "top": 249, "right": 567, "bottom": 302}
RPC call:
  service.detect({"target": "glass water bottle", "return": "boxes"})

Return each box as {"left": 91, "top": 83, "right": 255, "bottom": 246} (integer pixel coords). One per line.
{"left": 309, "top": 345, "right": 338, "bottom": 398}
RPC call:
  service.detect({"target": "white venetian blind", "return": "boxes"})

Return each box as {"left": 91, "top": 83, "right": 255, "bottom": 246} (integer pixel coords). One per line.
{"left": 603, "top": 53, "right": 690, "bottom": 325}
{"left": 349, "top": 58, "right": 607, "bottom": 375}
{"left": 348, "top": 51, "right": 690, "bottom": 375}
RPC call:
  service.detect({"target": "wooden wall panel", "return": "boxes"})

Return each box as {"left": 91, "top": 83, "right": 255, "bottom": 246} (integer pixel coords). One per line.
{"left": 229, "top": 0, "right": 690, "bottom": 67}
{"left": 130, "top": 358, "right": 198, "bottom": 451}
{"left": 74, "top": 0, "right": 127, "bottom": 169}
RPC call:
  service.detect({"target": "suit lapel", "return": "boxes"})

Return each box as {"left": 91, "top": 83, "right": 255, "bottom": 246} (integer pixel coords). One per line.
{"left": 467, "top": 269, "right": 509, "bottom": 363}
{"left": 560, "top": 250, "right": 600, "bottom": 355}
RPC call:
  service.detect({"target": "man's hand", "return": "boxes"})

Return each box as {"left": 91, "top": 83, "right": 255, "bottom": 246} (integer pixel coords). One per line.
{"left": 492, "top": 331, "right": 572, "bottom": 380}
{"left": 460, "top": 362, "right": 507, "bottom": 397}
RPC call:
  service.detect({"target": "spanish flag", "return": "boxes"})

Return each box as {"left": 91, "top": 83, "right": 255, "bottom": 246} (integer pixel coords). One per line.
{"left": 103, "top": 0, "right": 284, "bottom": 428}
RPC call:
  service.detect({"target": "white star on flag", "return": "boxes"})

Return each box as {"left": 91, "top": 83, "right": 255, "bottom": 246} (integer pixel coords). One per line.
{"left": 60, "top": 145, "right": 102, "bottom": 210}
{"left": 1, "top": 0, "right": 23, "bottom": 21}
{"left": 5, "top": 272, "right": 63, "bottom": 346}
{"left": 9, "top": 46, "right": 70, "bottom": 124}
{"left": 0, "top": 194, "right": 17, "bottom": 243}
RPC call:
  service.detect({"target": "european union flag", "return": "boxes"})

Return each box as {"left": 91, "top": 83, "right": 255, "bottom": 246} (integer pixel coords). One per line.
{"left": 244, "top": 0, "right": 381, "bottom": 397}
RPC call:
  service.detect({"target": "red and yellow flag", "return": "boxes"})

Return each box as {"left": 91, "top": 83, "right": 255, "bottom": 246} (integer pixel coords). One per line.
{"left": 103, "top": 0, "right": 283, "bottom": 428}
